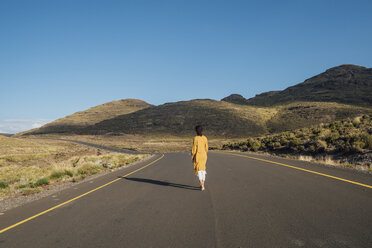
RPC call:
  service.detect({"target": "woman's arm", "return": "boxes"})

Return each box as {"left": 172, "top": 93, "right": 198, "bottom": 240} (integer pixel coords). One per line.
{"left": 191, "top": 137, "right": 197, "bottom": 161}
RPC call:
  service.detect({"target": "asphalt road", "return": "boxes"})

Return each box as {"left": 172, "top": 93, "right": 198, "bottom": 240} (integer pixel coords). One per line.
{"left": 0, "top": 151, "right": 371, "bottom": 248}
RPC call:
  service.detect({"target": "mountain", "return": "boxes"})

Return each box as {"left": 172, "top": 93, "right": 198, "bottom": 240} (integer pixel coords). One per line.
{"left": 84, "top": 100, "right": 370, "bottom": 137}
{"left": 20, "top": 99, "right": 152, "bottom": 135}
{"left": 222, "top": 64, "right": 372, "bottom": 107}
{"left": 21, "top": 99, "right": 370, "bottom": 138}
{"left": 20, "top": 64, "right": 372, "bottom": 138}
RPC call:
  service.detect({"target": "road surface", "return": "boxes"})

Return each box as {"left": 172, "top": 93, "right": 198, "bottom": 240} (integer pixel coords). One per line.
{"left": 0, "top": 151, "right": 371, "bottom": 247}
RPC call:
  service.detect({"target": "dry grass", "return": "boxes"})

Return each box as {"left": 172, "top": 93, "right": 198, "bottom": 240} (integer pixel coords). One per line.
{"left": 52, "top": 134, "right": 246, "bottom": 153}
{"left": 0, "top": 136, "right": 96, "bottom": 167}
{"left": 297, "top": 154, "right": 371, "bottom": 172}
{"left": 47, "top": 99, "right": 151, "bottom": 126}
{"left": 298, "top": 155, "right": 338, "bottom": 165}
{"left": 0, "top": 136, "right": 147, "bottom": 199}
{"left": 193, "top": 100, "right": 278, "bottom": 124}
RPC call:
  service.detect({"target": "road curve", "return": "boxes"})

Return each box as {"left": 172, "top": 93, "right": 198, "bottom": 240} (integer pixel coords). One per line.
{"left": 0, "top": 151, "right": 371, "bottom": 247}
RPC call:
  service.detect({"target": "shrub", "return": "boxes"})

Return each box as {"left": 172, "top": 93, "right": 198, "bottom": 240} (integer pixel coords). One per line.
{"left": 0, "top": 180, "right": 9, "bottom": 189}
{"left": 312, "top": 129, "right": 321, "bottom": 135}
{"left": 251, "top": 141, "right": 261, "bottom": 152}
{"left": 90, "top": 165, "right": 102, "bottom": 175}
{"left": 289, "top": 138, "right": 301, "bottom": 151}
{"left": 308, "top": 145, "right": 316, "bottom": 153}
{"left": 279, "top": 137, "right": 289, "bottom": 146}
{"left": 298, "top": 145, "right": 306, "bottom": 152}
{"left": 17, "top": 184, "right": 28, "bottom": 189}
{"left": 33, "top": 177, "right": 50, "bottom": 187}
{"left": 64, "top": 170, "right": 73, "bottom": 177}
{"left": 273, "top": 142, "right": 281, "bottom": 149}
{"left": 352, "top": 120, "right": 360, "bottom": 127}
{"left": 50, "top": 171, "right": 64, "bottom": 180}
{"left": 78, "top": 164, "right": 102, "bottom": 176}
{"left": 240, "top": 144, "right": 248, "bottom": 152}
{"left": 315, "top": 140, "right": 327, "bottom": 153}
{"left": 351, "top": 141, "right": 365, "bottom": 153}
{"left": 260, "top": 142, "right": 266, "bottom": 149}
{"left": 77, "top": 168, "right": 88, "bottom": 176}
{"left": 361, "top": 134, "right": 372, "bottom": 149}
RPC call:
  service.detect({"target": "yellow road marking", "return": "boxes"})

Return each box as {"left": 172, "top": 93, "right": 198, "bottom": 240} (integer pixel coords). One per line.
{"left": 227, "top": 152, "right": 372, "bottom": 189}
{"left": 0, "top": 154, "right": 164, "bottom": 234}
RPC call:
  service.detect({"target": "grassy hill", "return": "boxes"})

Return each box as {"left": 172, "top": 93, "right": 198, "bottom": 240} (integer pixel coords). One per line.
{"left": 83, "top": 100, "right": 370, "bottom": 137}
{"left": 84, "top": 99, "right": 276, "bottom": 137}
{"left": 265, "top": 102, "right": 371, "bottom": 133}
{"left": 21, "top": 99, "right": 152, "bottom": 135}
{"left": 223, "top": 64, "right": 372, "bottom": 107}
{"left": 21, "top": 99, "right": 371, "bottom": 138}
{"left": 19, "top": 64, "right": 372, "bottom": 138}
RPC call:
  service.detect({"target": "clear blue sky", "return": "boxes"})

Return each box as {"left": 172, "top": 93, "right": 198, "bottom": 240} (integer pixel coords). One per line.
{"left": 1, "top": 0, "right": 371, "bottom": 133}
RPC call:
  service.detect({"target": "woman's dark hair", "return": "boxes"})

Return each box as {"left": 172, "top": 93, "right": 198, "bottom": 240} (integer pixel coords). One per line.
{"left": 195, "top": 125, "right": 203, "bottom": 136}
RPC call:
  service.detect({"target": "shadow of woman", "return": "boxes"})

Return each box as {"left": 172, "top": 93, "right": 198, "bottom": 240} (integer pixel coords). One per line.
{"left": 122, "top": 177, "right": 200, "bottom": 191}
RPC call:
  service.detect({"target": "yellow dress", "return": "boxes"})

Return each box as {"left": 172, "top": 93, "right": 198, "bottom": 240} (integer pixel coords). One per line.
{"left": 192, "top": 135, "right": 208, "bottom": 174}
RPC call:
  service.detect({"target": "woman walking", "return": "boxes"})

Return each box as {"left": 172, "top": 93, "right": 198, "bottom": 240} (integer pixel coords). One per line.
{"left": 191, "top": 125, "right": 208, "bottom": 191}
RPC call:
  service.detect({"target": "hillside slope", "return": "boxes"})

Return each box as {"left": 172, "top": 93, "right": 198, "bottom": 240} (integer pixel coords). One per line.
{"left": 20, "top": 99, "right": 371, "bottom": 138}
{"left": 21, "top": 99, "right": 152, "bottom": 135}
{"left": 223, "top": 64, "right": 372, "bottom": 107}
{"left": 84, "top": 100, "right": 371, "bottom": 137}
{"left": 265, "top": 102, "right": 371, "bottom": 133}
{"left": 84, "top": 99, "right": 276, "bottom": 137}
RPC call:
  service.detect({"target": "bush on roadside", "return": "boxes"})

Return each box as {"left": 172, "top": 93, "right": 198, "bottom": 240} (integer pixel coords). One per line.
{"left": 49, "top": 169, "right": 74, "bottom": 180}
{"left": 50, "top": 171, "right": 64, "bottom": 180}
{"left": 0, "top": 180, "right": 9, "bottom": 189}
{"left": 223, "top": 114, "right": 371, "bottom": 157}
{"left": 32, "top": 177, "right": 50, "bottom": 187}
